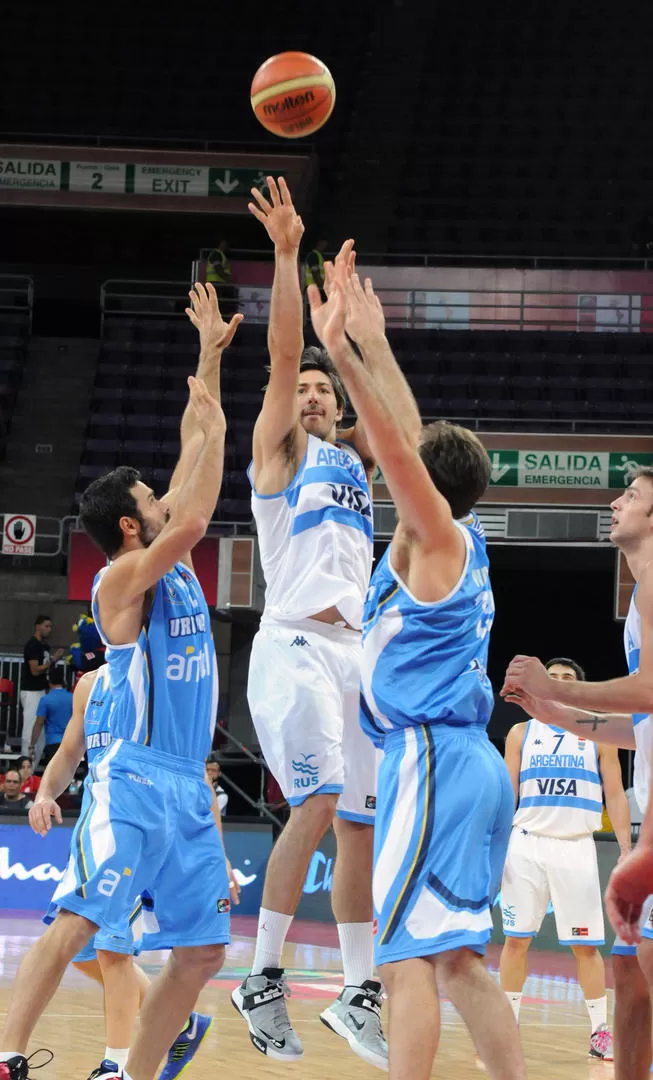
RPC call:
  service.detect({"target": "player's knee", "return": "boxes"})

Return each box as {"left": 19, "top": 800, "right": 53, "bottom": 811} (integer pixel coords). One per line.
{"left": 290, "top": 792, "right": 338, "bottom": 838}
{"left": 437, "top": 946, "right": 483, "bottom": 983}
{"left": 570, "top": 944, "right": 600, "bottom": 962}
{"left": 52, "top": 910, "right": 96, "bottom": 954}
{"left": 614, "top": 953, "right": 649, "bottom": 1004}
{"left": 96, "top": 948, "right": 133, "bottom": 971}
{"left": 503, "top": 935, "right": 532, "bottom": 957}
{"left": 172, "top": 943, "right": 225, "bottom": 981}
{"left": 638, "top": 939, "right": 653, "bottom": 987}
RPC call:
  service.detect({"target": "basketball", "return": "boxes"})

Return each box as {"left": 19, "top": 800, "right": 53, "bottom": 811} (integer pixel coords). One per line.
{"left": 250, "top": 51, "right": 335, "bottom": 139}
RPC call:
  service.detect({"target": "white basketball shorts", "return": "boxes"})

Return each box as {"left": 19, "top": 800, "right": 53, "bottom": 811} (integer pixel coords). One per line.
{"left": 247, "top": 617, "right": 380, "bottom": 822}
{"left": 501, "top": 828, "right": 605, "bottom": 946}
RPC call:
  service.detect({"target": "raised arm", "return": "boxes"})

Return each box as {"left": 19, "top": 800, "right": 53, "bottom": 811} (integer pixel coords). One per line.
{"left": 341, "top": 272, "right": 422, "bottom": 451}
{"left": 29, "top": 674, "right": 90, "bottom": 835}
{"left": 501, "top": 686, "right": 636, "bottom": 749}
{"left": 308, "top": 277, "right": 463, "bottom": 584}
{"left": 166, "top": 282, "right": 242, "bottom": 498}
{"left": 248, "top": 177, "right": 306, "bottom": 475}
{"left": 99, "top": 378, "right": 226, "bottom": 618}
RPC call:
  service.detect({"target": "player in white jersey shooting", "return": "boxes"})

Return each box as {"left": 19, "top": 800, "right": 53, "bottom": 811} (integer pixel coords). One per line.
{"left": 499, "top": 656, "right": 630, "bottom": 1062}
{"left": 233, "top": 177, "right": 421, "bottom": 1067}
{"left": 307, "top": 264, "right": 526, "bottom": 1080}
{"left": 502, "top": 466, "right": 653, "bottom": 1080}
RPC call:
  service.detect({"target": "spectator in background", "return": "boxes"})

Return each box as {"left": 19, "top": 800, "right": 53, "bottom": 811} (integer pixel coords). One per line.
{"left": 30, "top": 667, "right": 73, "bottom": 769}
{"left": 206, "top": 240, "right": 236, "bottom": 316}
{"left": 303, "top": 239, "right": 328, "bottom": 300}
{"left": 18, "top": 755, "right": 40, "bottom": 796}
{"left": 21, "top": 615, "right": 64, "bottom": 757}
{"left": 0, "top": 769, "right": 32, "bottom": 813}
{"left": 206, "top": 755, "right": 228, "bottom": 816}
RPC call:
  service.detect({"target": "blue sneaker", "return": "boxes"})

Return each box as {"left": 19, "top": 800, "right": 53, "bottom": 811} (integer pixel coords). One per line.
{"left": 159, "top": 1012, "right": 213, "bottom": 1080}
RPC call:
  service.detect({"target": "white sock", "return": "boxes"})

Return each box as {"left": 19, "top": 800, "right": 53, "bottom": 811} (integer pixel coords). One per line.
{"left": 251, "top": 908, "right": 294, "bottom": 975}
{"left": 585, "top": 995, "right": 608, "bottom": 1032}
{"left": 0, "top": 1053, "right": 22, "bottom": 1062}
{"left": 337, "top": 922, "right": 374, "bottom": 987}
{"left": 105, "top": 1048, "right": 129, "bottom": 1068}
{"left": 506, "top": 991, "right": 522, "bottom": 1022}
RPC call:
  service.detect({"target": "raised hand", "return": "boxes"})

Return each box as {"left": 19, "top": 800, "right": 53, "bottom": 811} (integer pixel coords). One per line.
{"left": 307, "top": 275, "right": 347, "bottom": 356}
{"left": 248, "top": 176, "right": 304, "bottom": 254}
{"left": 29, "top": 796, "right": 63, "bottom": 836}
{"left": 325, "top": 238, "right": 356, "bottom": 298}
{"left": 343, "top": 273, "right": 386, "bottom": 345}
{"left": 186, "top": 281, "right": 243, "bottom": 351}
{"left": 605, "top": 845, "right": 653, "bottom": 944}
{"left": 187, "top": 376, "right": 225, "bottom": 437}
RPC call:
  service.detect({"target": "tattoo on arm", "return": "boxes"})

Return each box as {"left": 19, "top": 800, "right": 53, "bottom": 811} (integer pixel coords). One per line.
{"left": 576, "top": 714, "right": 608, "bottom": 732}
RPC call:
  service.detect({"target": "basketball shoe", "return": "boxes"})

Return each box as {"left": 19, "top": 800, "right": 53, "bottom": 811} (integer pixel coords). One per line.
{"left": 87, "top": 1060, "right": 120, "bottom": 1079}
{"left": 0, "top": 1051, "right": 53, "bottom": 1080}
{"left": 159, "top": 1012, "right": 213, "bottom": 1079}
{"left": 320, "top": 981, "right": 388, "bottom": 1071}
{"left": 231, "top": 967, "right": 303, "bottom": 1060}
{"left": 589, "top": 1024, "right": 614, "bottom": 1061}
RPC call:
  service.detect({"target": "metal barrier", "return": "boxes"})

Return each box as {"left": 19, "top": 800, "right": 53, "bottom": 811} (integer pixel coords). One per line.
{"left": 0, "top": 275, "right": 33, "bottom": 331}
{"left": 102, "top": 277, "right": 652, "bottom": 332}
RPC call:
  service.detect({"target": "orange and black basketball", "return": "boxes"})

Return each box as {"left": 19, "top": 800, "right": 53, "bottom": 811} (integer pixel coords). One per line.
{"left": 250, "top": 51, "right": 335, "bottom": 139}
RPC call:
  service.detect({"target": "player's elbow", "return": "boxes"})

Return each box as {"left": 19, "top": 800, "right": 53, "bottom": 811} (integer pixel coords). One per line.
{"left": 175, "top": 513, "right": 210, "bottom": 549}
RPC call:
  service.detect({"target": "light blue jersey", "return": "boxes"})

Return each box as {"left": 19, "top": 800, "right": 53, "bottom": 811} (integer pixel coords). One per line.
{"left": 84, "top": 665, "right": 113, "bottom": 765}
{"left": 92, "top": 562, "right": 218, "bottom": 763}
{"left": 360, "top": 514, "right": 494, "bottom": 744}
{"left": 362, "top": 514, "right": 513, "bottom": 965}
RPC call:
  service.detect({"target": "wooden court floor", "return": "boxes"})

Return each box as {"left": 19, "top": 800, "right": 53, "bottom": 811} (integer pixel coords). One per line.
{"left": 0, "top": 916, "right": 615, "bottom": 1078}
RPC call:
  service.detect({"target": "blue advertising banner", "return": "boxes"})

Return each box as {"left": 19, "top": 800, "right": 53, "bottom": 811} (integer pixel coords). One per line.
{"left": 0, "top": 821, "right": 273, "bottom": 917}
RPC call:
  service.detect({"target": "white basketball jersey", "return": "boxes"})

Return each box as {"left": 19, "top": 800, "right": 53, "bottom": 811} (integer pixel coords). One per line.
{"left": 513, "top": 718, "right": 603, "bottom": 837}
{"left": 250, "top": 434, "right": 373, "bottom": 629}
{"left": 625, "top": 587, "right": 652, "bottom": 813}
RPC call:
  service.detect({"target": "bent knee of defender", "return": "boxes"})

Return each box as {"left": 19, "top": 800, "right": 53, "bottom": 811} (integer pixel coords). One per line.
{"left": 53, "top": 909, "right": 97, "bottom": 953}
{"left": 171, "top": 943, "right": 226, "bottom": 981}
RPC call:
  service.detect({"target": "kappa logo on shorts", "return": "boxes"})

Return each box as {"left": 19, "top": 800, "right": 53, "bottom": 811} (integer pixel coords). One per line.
{"left": 365, "top": 795, "right": 376, "bottom": 810}
{"left": 290, "top": 635, "right": 310, "bottom": 647}
{"left": 217, "top": 898, "right": 231, "bottom": 914}
{"left": 291, "top": 753, "right": 319, "bottom": 791}
{"left": 572, "top": 927, "right": 589, "bottom": 937}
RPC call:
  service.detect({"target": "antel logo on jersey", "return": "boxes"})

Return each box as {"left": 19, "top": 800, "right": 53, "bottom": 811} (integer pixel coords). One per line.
{"left": 0, "top": 846, "right": 64, "bottom": 883}
{"left": 166, "top": 642, "right": 213, "bottom": 683}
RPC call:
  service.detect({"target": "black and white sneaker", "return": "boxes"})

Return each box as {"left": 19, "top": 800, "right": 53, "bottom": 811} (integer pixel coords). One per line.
{"left": 231, "top": 967, "right": 304, "bottom": 1061}
{"left": 0, "top": 1051, "right": 53, "bottom": 1080}
{"left": 0, "top": 1059, "right": 28, "bottom": 1080}
{"left": 320, "top": 981, "right": 388, "bottom": 1071}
